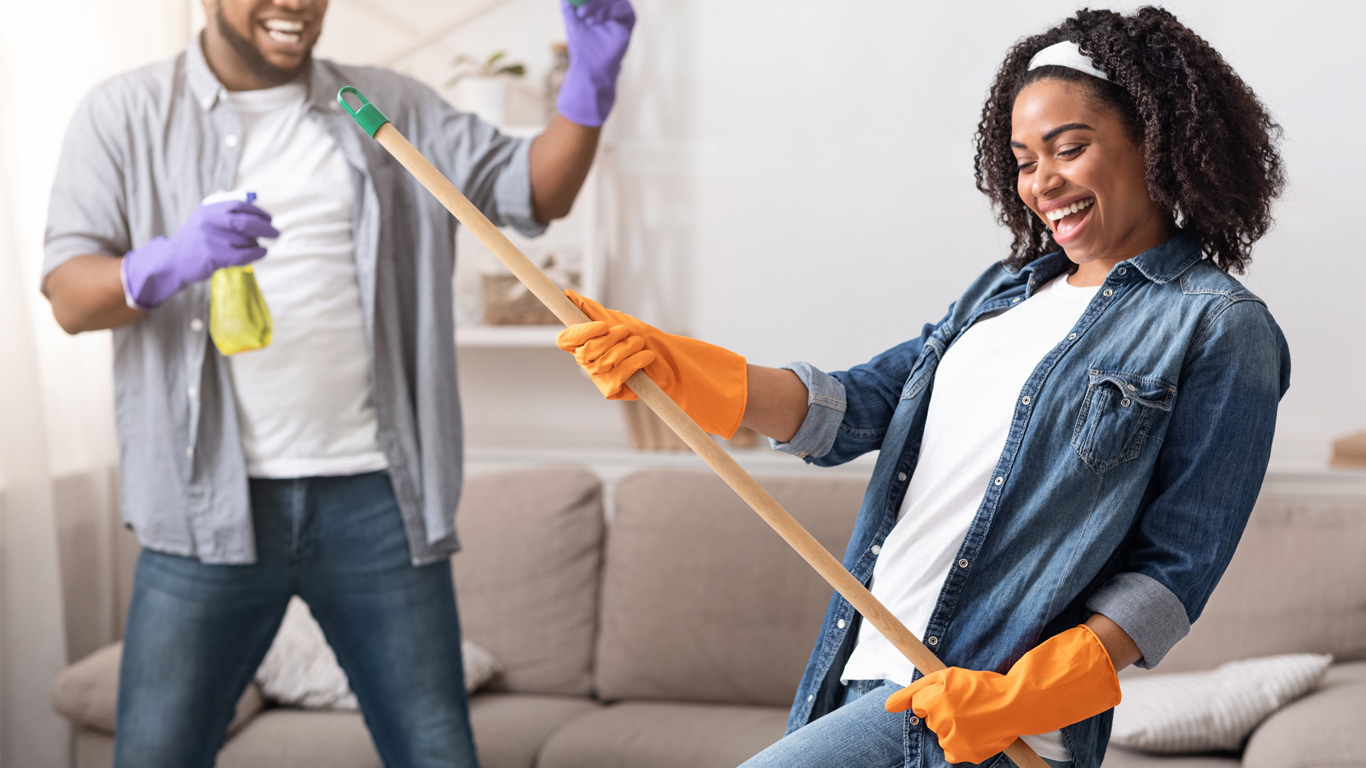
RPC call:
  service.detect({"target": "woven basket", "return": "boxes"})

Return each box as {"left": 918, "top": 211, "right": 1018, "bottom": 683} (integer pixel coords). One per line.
{"left": 481, "top": 273, "right": 578, "bottom": 325}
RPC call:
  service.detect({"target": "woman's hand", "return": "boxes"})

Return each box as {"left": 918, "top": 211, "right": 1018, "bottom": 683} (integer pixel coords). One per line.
{"left": 556, "top": 290, "right": 748, "bottom": 437}
{"left": 884, "top": 625, "right": 1122, "bottom": 764}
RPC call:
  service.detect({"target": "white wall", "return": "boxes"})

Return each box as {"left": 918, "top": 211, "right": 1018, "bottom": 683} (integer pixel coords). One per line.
{"left": 408, "top": 0, "right": 1365, "bottom": 464}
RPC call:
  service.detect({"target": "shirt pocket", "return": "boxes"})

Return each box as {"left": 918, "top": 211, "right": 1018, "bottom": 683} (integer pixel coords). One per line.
{"left": 1071, "top": 369, "right": 1176, "bottom": 473}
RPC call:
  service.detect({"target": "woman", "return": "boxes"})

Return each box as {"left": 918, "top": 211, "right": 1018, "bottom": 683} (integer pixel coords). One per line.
{"left": 557, "top": 8, "right": 1289, "bottom": 767}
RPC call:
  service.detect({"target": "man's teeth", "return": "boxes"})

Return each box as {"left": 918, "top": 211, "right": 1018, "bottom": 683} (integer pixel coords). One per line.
{"left": 1045, "top": 198, "right": 1094, "bottom": 222}
{"left": 264, "top": 19, "right": 303, "bottom": 42}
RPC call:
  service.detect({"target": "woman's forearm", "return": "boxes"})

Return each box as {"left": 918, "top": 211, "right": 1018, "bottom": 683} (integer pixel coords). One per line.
{"left": 740, "top": 365, "right": 810, "bottom": 443}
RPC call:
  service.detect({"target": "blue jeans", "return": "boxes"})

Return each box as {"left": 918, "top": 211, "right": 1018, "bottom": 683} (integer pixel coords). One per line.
{"left": 740, "top": 680, "right": 1073, "bottom": 768}
{"left": 113, "top": 472, "right": 477, "bottom": 768}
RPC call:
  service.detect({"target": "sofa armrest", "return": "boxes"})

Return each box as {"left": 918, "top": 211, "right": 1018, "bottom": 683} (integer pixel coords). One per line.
{"left": 50, "top": 641, "right": 267, "bottom": 737}
{"left": 1242, "top": 661, "right": 1366, "bottom": 768}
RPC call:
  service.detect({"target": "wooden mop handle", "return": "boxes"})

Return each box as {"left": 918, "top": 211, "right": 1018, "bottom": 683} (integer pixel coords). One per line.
{"left": 339, "top": 87, "right": 1049, "bottom": 768}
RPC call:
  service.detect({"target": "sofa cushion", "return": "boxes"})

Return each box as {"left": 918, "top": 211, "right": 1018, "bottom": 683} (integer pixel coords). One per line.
{"left": 1099, "top": 747, "right": 1240, "bottom": 768}
{"left": 595, "top": 468, "right": 863, "bottom": 707}
{"left": 216, "top": 710, "right": 380, "bottom": 768}
{"left": 215, "top": 694, "right": 602, "bottom": 768}
{"left": 452, "top": 466, "right": 604, "bottom": 697}
{"left": 1242, "top": 660, "right": 1366, "bottom": 768}
{"left": 50, "top": 641, "right": 264, "bottom": 737}
{"left": 468, "top": 693, "right": 603, "bottom": 768}
{"left": 537, "top": 701, "right": 788, "bottom": 768}
{"left": 1145, "top": 498, "right": 1366, "bottom": 674}
{"left": 1111, "top": 652, "right": 1331, "bottom": 753}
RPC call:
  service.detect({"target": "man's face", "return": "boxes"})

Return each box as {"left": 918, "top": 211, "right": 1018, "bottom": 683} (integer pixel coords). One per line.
{"left": 206, "top": 0, "right": 328, "bottom": 88}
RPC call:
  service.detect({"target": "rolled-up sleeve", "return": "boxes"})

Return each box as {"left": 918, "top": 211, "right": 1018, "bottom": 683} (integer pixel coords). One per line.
{"left": 43, "top": 86, "right": 131, "bottom": 285}
{"left": 771, "top": 362, "right": 847, "bottom": 460}
{"left": 1086, "top": 297, "right": 1291, "bottom": 668}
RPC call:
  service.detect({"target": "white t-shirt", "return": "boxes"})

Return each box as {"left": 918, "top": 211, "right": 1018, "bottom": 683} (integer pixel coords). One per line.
{"left": 839, "top": 273, "right": 1097, "bottom": 761}
{"left": 222, "top": 82, "right": 387, "bottom": 478}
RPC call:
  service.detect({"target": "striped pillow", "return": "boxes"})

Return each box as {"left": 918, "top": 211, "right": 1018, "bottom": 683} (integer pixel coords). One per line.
{"left": 1111, "top": 653, "right": 1332, "bottom": 753}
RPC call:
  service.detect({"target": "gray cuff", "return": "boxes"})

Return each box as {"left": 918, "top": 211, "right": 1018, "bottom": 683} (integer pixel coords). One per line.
{"left": 769, "top": 362, "right": 846, "bottom": 461}
{"left": 1085, "top": 571, "right": 1191, "bottom": 669}
{"left": 493, "top": 137, "right": 548, "bottom": 238}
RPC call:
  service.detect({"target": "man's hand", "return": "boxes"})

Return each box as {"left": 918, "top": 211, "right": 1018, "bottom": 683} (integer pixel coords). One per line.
{"left": 884, "top": 625, "right": 1122, "bottom": 764}
{"left": 122, "top": 199, "right": 277, "bottom": 310}
{"left": 556, "top": 0, "right": 635, "bottom": 126}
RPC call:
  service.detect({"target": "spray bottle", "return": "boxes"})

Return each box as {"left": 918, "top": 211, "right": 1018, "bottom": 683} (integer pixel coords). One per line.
{"left": 209, "top": 191, "right": 273, "bottom": 355}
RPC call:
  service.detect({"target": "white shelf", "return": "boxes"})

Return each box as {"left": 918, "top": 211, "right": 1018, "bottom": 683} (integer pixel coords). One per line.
{"left": 456, "top": 324, "right": 563, "bottom": 347}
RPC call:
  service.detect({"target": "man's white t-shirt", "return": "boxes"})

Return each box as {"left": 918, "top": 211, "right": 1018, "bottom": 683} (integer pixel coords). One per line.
{"left": 223, "top": 82, "right": 387, "bottom": 478}
{"left": 839, "top": 273, "right": 1098, "bottom": 761}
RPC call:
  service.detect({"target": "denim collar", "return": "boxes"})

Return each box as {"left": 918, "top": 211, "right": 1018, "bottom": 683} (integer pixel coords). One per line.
{"left": 1017, "top": 230, "right": 1203, "bottom": 286}
{"left": 185, "top": 33, "right": 339, "bottom": 115}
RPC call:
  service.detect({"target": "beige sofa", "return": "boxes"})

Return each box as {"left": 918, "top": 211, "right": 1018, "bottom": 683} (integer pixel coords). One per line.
{"left": 51, "top": 465, "right": 1366, "bottom": 767}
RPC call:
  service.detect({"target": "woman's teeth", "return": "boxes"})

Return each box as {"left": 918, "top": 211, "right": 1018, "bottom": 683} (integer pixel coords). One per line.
{"left": 1045, "top": 197, "right": 1094, "bottom": 222}
{"left": 264, "top": 19, "right": 303, "bottom": 43}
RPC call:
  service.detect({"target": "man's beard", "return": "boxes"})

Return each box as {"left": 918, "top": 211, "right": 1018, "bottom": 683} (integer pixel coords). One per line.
{"left": 216, "top": 5, "right": 311, "bottom": 87}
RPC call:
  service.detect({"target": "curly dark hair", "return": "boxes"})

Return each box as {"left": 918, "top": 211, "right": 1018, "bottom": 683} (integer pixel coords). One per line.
{"left": 975, "top": 7, "right": 1284, "bottom": 273}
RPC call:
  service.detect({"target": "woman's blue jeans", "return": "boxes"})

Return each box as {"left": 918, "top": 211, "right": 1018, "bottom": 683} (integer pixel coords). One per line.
{"left": 112, "top": 471, "right": 477, "bottom": 768}
{"left": 740, "top": 679, "right": 1074, "bottom": 768}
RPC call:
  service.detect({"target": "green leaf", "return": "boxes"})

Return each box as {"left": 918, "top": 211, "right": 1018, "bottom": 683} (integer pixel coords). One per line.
{"left": 496, "top": 64, "right": 527, "bottom": 77}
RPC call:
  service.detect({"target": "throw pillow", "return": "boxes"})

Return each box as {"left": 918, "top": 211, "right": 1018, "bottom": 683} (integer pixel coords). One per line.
{"left": 254, "top": 596, "right": 501, "bottom": 709}
{"left": 1111, "top": 652, "right": 1332, "bottom": 753}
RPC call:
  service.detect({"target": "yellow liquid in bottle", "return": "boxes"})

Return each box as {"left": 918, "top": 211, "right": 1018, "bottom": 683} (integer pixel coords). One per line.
{"left": 209, "top": 265, "right": 272, "bottom": 356}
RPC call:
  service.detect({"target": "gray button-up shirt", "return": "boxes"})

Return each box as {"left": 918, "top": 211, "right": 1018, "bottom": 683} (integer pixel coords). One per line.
{"left": 43, "top": 40, "right": 544, "bottom": 565}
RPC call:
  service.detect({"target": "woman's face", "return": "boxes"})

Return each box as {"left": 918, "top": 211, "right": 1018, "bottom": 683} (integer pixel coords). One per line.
{"left": 1011, "top": 78, "right": 1173, "bottom": 276}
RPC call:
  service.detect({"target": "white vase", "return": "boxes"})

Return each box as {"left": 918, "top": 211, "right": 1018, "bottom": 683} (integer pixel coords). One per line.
{"left": 456, "top": 76, "right": 510, "bottom": 126}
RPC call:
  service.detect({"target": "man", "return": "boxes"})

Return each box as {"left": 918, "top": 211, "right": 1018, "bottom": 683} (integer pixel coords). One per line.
{"left": 41, "top": 0, "right": 634, "bottom": 765}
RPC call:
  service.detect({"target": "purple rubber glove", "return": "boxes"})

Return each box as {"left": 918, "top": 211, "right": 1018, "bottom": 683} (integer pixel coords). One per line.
{"left": 556, "top": 0, "right": 635, "bottom": 127}
{"left": 121, "top": 199, "right": 278, "bottom": 311}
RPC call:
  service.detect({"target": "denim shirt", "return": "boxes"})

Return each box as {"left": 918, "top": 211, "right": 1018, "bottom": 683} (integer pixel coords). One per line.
{"left": 775, "top": 233, "right": 1290, "bottom": 768}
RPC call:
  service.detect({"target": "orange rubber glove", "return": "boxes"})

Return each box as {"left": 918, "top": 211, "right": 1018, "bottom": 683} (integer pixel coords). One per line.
{"left": 555, "top": 290, "right": 748, "bottom": 438}
{"left": 884, "top": 625, "right": 1121, "bottom": 764}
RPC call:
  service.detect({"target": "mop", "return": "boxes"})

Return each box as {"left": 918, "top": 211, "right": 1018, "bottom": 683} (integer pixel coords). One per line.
{"left": 337, "top": 86, "right": 1051, "bottom": 768}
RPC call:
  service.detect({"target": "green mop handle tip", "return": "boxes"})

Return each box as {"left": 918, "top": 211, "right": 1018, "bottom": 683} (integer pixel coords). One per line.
{"left": 337, "top": 86, "right": 390, "bottom": 138}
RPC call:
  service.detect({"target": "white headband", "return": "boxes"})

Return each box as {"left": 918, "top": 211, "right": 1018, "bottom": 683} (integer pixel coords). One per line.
{"left": 1027, "top": 41, "right": 1110, "bottom": 81}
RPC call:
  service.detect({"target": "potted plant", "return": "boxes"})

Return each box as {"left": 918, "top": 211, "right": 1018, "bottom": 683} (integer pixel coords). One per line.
{"left": 445, "top": 51, "right": 526, "bottom": 126}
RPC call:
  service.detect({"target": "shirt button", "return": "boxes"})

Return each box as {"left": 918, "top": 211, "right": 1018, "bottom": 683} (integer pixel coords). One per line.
{"left": 224, "top": 134, "right": 240, "bottom": 148}
{"left": 185, "top": 445, "right": 194, "bottom": 457}
{"left": 1021, "top": 395, "right": 1031, "bottom": 405}
{"left": 927, "top": 636, "right": 938, "bottom": 646}
{"left": 958, "top": 558, "right": 969, "bottom": 568}
{"left": 909, "top": 716, "right": 921, "bottom": 726}
{"left": 994, "top": 476, "right": 1004, "bottom": 486}
{"left": 1103, "top": 288, "right": 1114, "bottom": 297}
{"left": 187, "top": 386, "right": 198, "bottom": 399}
{"left": 807, "top": 694, "right": 815, "bottom": 703}
{"left": 190, "top": 318, "right": 205, "bottom": 332}
{"left": 837, "top": 619, "right": 847, "bottom": 629}
{"left": 897, "top": 472, "right": 908, "bottom": 482}
{"left": 1118, "top": 267, "right": 1127, "bottom": 275}
{"left": 1011, "top": 297, "right": 1021, "bottom": 304}
{"left": 1068, "top": 333, "right": 1077, "bottom": 340}
{"left": 1120, "top": 398, "right": 1132, "bottom": 407}
{"left": 870, "top": 544, "right": 882, "bottom": 555}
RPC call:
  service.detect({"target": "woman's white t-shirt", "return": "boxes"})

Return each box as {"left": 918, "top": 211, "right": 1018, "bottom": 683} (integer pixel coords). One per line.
{"left": 839, "top": 272, "right": 1098, "bottom": 761}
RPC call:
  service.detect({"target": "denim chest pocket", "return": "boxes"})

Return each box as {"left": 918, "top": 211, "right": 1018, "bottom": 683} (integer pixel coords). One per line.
{"left": 1072, "top": 369, "right": 1176, "bottom": 473}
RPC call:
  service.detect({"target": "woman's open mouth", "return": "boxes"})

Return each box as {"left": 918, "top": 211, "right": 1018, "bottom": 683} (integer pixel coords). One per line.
{"left": 1045, "top": 197, "right": 1094, "bottom": 244}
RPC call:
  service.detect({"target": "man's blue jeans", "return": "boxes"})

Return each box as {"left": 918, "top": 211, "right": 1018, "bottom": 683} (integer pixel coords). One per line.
{"left": 113, "top": 471, "right": 477, "bottom": 768}
{"left": 740, "top": 680, "right": 1074, "bottom": 768}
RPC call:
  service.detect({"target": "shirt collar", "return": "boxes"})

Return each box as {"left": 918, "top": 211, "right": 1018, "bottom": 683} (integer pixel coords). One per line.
{"left": 186, "top": 32, "right": 339, "bottom": 115}
{"left": 1016, "top": 230, "right": 1203, "bottom": 286}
